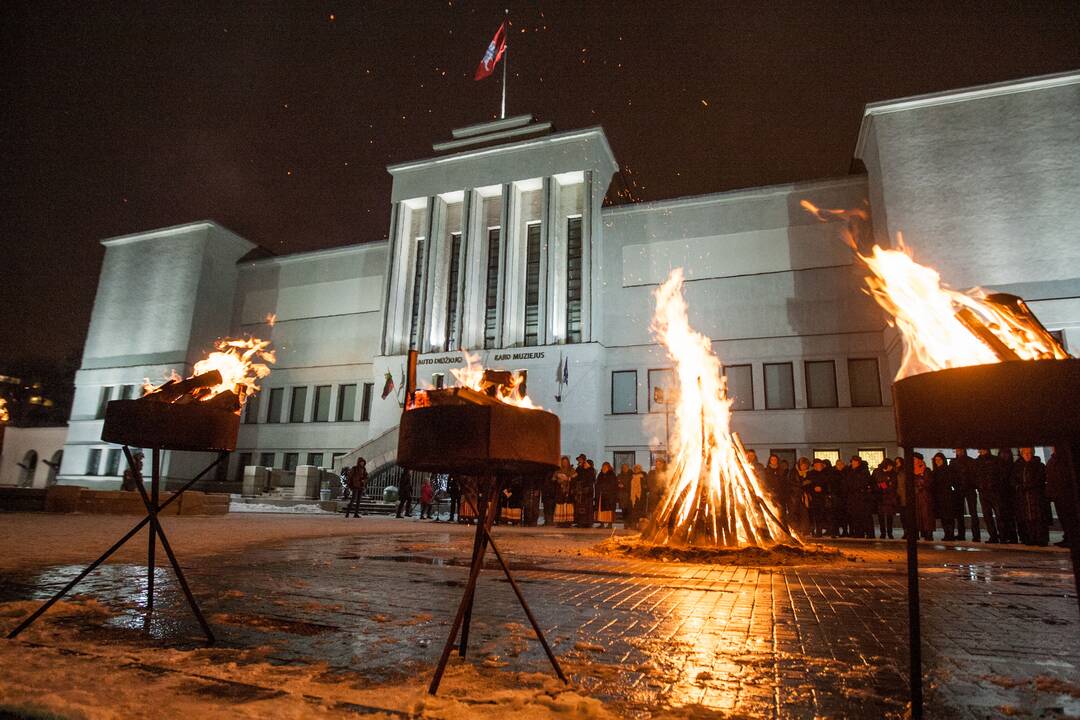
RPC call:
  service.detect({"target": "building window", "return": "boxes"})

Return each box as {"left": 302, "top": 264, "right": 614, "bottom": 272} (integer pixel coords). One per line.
{"left": 723, "top": 364, "right": 754, "bottom": 411}
{"left": 857, "top": 448, "right": 886, "bottom": 468}
{"left": 432, "top": 373, "right": 445, "bottom": 390}
{"left": 331, "top": 452, "right": 346, "bottom": 469}
{"left": 769, "top": 448, "right": 797, "bottom": 470}
{"left": 337, "top": 384, "right": 357, "bottom": 422}
{"left": 409, "top": 238, "right": 426, "bottom": 350}
{"left": 484, "top": 228, "right": 501, "bottom": 349}
{"left": 313, "top": 385, "right": 332, "bottom": 422}
{"left": 611, "top": 370, "right": 637, "bottom": 415}
{"left": 266, "top": 388, "right": 284, "bottom": 424}
{"left": 805, "top": 360, "right": 838, "bottom": 408}
{"left": 86, "top": 449, "right": 102, "bottom": 476}
{"left": 360, "top": 383, "right": 373, "bottom": 421}
{"left": 764, "top": 362, "right": 795, "bottom": 410}
{"left": 119, "top": 384, "right": 135, "bottom": 400}
{"left": 259, "top": 452, "right": 275, "bottom": 468}
{"left": 307, "top": 452, "right": 324, "bottom": 468}
{"left": 244, "top": 393, "right": 260, "bottom": 424}
{"left": 565, "top": 217, "right": 583, "bottom": 344}
{"left": 648, "top": 368, "right": 674, "bottom": 412}
{"left": 104, "top": 448, "right": 121, "bottom": 476}
{"left": 283, "top": 452, "right": 299, "bottom": 472}
{"left": 444, "top": 232, "right": 463, "bottom": 351}
{"left": 289, "top": 387, "right": 308, "bottom": 423}
{"left": 96, "top": 386, "right": 113, "bottom": 419}
{"left": 848, "top": 358, "right": 882, "bottom": 407}
{"left": 813, "top": 449, "right": 841, "bottom": 465}
{"left": 524, "top": 222, "right": 542, "bottom": 346}
{"left": 613, "top": 450, "right": 636, "bottom": 472}
{"left": 235, "top": 452, "right": 252, "bottom": 483}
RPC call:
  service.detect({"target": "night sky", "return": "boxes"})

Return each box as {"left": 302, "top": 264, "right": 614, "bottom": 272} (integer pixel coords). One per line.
{"left": 3, "top": 1, "right": 1079, "bottom": 367}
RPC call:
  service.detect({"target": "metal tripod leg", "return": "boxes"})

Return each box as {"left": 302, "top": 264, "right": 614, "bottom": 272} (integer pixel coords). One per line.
{"left": 903, "top": 447, "right": 924, "bottom": 720}
{"left": 459, "top": 477, "right": 497, "bottom": 657}
{"left": 6, "top": 452, "right": 225, "bottom": 640}
{"left": 147, "top": 448, "right": 159, "bottom": 614}
{"left": 429, "top": 477, "right": 501, "bottom": 695}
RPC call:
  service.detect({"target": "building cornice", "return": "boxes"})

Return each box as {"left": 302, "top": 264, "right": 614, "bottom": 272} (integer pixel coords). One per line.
{"left": 239, "top": 239, "right": 387, "bottom": 268}
{"left": 854, "top": 69, "right": 1080, "bottom": 160}
{"left": 100, "top": 220, "right": 220, "bottom": 247}
{"left": 601, "top": 175, "right": 867, "bottom": 217}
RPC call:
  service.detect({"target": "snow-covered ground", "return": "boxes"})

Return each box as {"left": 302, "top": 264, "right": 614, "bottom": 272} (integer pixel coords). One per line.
{"left": 228, "top": 501, "right": 335, "bottom": 514}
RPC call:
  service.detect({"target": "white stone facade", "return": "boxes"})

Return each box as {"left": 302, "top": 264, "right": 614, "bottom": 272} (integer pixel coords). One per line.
{"left": 56, "top": 73, "right": 1080, "bottom": 487}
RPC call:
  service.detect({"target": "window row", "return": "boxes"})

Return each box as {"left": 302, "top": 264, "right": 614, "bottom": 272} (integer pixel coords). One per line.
{"left": 610, "top": 358, "right": 882, "bottom": 414}
{"left": 244, "top": 382, "right": 374, "bottom": 424}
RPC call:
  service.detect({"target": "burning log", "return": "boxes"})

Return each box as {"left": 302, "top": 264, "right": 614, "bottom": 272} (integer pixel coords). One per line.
{"left": 143, "top": 370, "right": 224, "bottom": 403}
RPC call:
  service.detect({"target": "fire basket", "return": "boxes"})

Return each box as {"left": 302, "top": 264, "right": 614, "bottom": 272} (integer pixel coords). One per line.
{"left": 8, "top": 369, "right": 244, "bottom": 644}
{"left": 893, "top": 358, "right": 1080, "bottom": 719}
{"left": 395, "top": 354, "right": 564, "bottom": 694}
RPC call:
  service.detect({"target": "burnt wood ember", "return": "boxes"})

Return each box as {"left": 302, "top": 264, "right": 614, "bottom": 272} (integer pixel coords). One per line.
{"left": 142, "top": 370, "right": 223, "bottom": 404}
{"left": 892, "top": 358, "right": 1080, "bottom": 720}
{"left": 102, "top": 398, "right": 239, "bottom": 452}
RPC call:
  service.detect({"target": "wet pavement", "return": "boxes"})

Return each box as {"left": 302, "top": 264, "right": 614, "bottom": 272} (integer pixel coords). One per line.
{"left": 1, "top": 519, "right": 1078, "bottom": 718}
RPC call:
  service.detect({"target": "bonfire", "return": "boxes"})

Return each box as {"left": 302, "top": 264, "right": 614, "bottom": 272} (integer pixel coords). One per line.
{"left": 644, "top": 270, "right": 798, "bottom": 548}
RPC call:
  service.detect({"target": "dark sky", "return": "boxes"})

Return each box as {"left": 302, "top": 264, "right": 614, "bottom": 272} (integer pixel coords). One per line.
{"left": 3, "top": 1, "right": 1079, "bottom": 367}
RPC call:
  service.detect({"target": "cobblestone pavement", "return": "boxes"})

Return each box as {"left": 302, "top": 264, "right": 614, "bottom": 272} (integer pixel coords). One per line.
{"left": 1, "top": 518, "right": 1078, "bottom": 718}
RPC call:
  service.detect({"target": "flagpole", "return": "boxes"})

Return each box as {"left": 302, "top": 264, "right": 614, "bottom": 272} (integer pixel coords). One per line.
{"left": 500, "top": 8, "right": 508, "bottom": 119}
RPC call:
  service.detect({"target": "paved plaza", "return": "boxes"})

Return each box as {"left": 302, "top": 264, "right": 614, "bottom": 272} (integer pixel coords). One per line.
{"left": 0, "top": 514, "right": 1077, "bottom": 718}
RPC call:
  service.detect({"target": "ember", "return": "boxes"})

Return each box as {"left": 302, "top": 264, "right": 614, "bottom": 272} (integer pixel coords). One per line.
{"left": 800, "top": 201, "right": 1070, "bottom": 378}
{"left": 644, "top": 269, "right": 798, "bottom": 548}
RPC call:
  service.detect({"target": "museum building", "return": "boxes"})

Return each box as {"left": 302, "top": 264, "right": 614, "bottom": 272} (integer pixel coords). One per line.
{"left": 53, "top": 71, "right": 1080, "bottom": 490}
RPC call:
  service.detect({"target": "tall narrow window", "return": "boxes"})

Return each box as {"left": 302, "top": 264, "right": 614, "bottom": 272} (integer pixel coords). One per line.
{"left": 848, "top": 358, "right": 882, "bottom": 407}
{"left": 524, "top": 222, "right": 542, "bottom": 346}
{"left": 244, "top": 393, "right": 260, "bottom": 424}
{"left": 805, "top": 360, "right": 838, "bottom": 408}
{"left": 119, "top": 384, "right": 135, "bottom": 400}
{"left": 235, "top": 453, "right": 252, "bottom": 483}
{"left": 723, "top": 364, "right": 754, "bottom": 411}
{"left": 611, "top": 370, "right": 638, "bottom": 415}
{"left": 409, "top": 239, "right": 425, "bottom": 350}
{"left": 444, "top": 232, "right": 463, "bottom": 351}
{"left": 86, "top": 449, "right": 102, "bottom": 476}
{"left": 484, "top": 228, "right": 501, "bottom": 349}
{"left": 283, "top": 452, "right": 299, "bottom": 472}
{"left": 289, "top": 386, "right": 308, "bottom": 423}
{"left": 648, "top": 368, "right": 674, "bottom": 412}
{"left": 96, "top": 386, "right": 113, "bottom": 419}
{"left": 105, "top": 449, "right": 121, "bottom": 476}
{"left": 313, "top": 385, "right": 332, "bottom": 422}
{"left": 337, "top": 384, "right": 357, "bottom": 422}
{"left": 259, "top": 452, "right": 275, "bottom": 468}
{"left": 307, "top": 452, "right": 324, "bottom": 468}
{"left": 764, "top": 362, "right": 795, "bottom": 409}
{"left": 566, "top": 217, "right": 583, "bottom": 343}
{"left": 266, "top": 388, "right": 284, "bottom": 424}
{"left": 360, "top": 382, "right": 374, "bottom": 421}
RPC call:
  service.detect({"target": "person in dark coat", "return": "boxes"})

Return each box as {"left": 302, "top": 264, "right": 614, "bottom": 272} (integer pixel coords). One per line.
{"left": 447, "top": 475, "right": 461, "bottom": 522}
{"left": 929, "top": 452, "right": 955, "bottom": 540}
{"left": 1012, "top": 447, "right": 1048, "bottom": 546}
{"left": 1046, "top": 447, "right": 1076, "bottom": 549}
{"left": 831, "top": 458, "right": 849, "bottom": 537}
{"left": 395, "top": 469, "right": 413, "bottom": 518}
{"left": 522, "top": 474, "right": 541, "bottom": 527}
{"left": 844, "top": 456, "right": 873, "bottom": 539}
{"left": 996, "top": 448, "right": 1019, "bottom": 543}
{"left": 973, "top": 449, "right": 1002, "bottom": 543}
{"left": 646, "top": 458, "right": 669, "bottom": 515}
{"left": 873, "top": 459, "right": 899, "bottom": 539}
{"left": 789, "top": 457, "right": 812, "bottom": 536}
{"left": 573, "top": 454, "right": 595, "bottom": 528}
{"left": 540, "top": 468, "right": 558, "bottom": 527}
{"left": 908, "top": 453, "right": 935, "bottom": 541}
{"left": 950, "top": 449, "right": 981, "bottom": 541}
{"left": 805, "top": 458, "right": 831, "bottom": 537}
{"left": 595, "top": 462, "right": 618, "bottom": 527}
{"left": 122, "top": 451, "right": 144, "bottom": 492}
{"left": 627, "top": 464, "right": 647, "bottom": 526}
{"left": 616, "top": 463, "right": 632, "bottom": 523}
{"left": 764, "top": 454, "right": 787, "bottom": 512}
{"left": 345, "top": 459, "right": 368, "bottom": 518}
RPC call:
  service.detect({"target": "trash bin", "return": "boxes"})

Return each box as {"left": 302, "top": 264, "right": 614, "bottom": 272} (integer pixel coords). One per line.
{"left": 384, "top": 485, "right": 399, "bottom": 504}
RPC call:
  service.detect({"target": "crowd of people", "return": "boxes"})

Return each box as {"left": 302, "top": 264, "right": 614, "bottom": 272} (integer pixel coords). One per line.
{"left": 338, "top": 446, "right": 1074, "bottom": 547}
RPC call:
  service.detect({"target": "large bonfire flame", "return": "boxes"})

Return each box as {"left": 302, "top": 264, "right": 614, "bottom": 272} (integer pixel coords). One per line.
{"left": 801, "top": 201, "right": 1070, "bottom": 379}
{"left": 0, "top": 397, "right": 8, "bottom": 424}
{"left": 646, "top": 269, "right": 798, "bottom": 548}
{"left": 143, "top": 336, "right": 275, "bottom": 411}
{"left": 413, "top": 351, "right": 539, "bottom": 409}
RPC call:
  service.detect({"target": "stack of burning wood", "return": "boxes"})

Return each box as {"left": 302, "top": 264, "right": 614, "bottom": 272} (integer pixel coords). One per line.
{"left": 141, "top": 369, "right": 245, "bottom": 413}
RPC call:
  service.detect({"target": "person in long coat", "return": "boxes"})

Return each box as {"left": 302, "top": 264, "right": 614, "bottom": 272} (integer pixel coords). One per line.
{"left": 831, "top": 458, "right": 849, "bottom": 537}
{"left": 628, "top": 464, "right": 647, "bottom": 526}
{"left": 805, "top": 458, "right": 831, "bottom": 538}
{"left": 540, "top": 468, "right": 558, "bottom": 526}
{"left": 788, "top": 458, "right": 812, "bottom": 536}
{"left": 617, "top": 463, "right": 632, "bottom": 523}
{"left": 1012, "top": 447, "right": 1048, "bottom": 546}
{"left": 844, "top": 456, "right": 873, "bottom": 538}
{"left": 950, "top": 449, "right": 981, "bottom": 541}
{"left": 873, "top": 459, "right": 899, "bottom": 539}
{"left": 345, "top": 459, "right": 368, "bottom": 518}
{"left": 447, "top": 475, "right": 461, "bottom": 523}
{"left": 395, "top": 469, "right": 413, "bottom": 518}
{"left": 930, "top": 452, "right": 955, "bottom": 540}
{"left": 973, "top": 449, "right": 1002, "bottom": 543}
{"left": 595, "top": 462, "right": 618, "bottom": 527}
{"left": 764, "top": 454, "right": 787, "bottom": 514}
{"left": 909, "top": 453, "right": 935, "bottom": 540}
{"left": 1046, "top": 447, "right": 1076, "bottom": 549}
{"left": 996, "top": 448, "right": 1019, "bottom": 543}
{"left": 553, "top": 456, "right": 574, "bottom": 526}
{"left": 573, "top": 454, "right": 595, "bottom": 528}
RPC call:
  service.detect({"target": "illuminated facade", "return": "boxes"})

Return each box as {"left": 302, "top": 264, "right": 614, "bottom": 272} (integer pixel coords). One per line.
{"left": 53, "top": 71, "right": 1080, "bottom": 489}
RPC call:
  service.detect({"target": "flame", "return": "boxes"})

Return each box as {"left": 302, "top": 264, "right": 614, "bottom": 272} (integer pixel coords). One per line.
{"left": 801, "top": 201, "right": 1069, "bottom": 379}
{"left": 265, "top": 312, "right": 277, "bottom": 327}
{"left": 647, "top": 269, "right": 798, "bottom": 547}
{"left": 448, "top": 352, "right": 540, "bottom": 409}
{"left": 0, "top": 397, "right": 8, "bottom": 424}
{"left": 144, "top": 336, "right": 275, "bottom": 403}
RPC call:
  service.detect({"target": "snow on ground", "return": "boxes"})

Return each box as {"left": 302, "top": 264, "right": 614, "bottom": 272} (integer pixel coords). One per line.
{"left": 228, "top": 502, "right": 335, "bottom": 514}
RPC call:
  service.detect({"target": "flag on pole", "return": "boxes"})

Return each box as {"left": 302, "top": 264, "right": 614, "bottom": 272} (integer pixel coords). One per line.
{"left": 474, "top": 21, "right": 507, "bottom": 81}
{"left": 380, "top": 371, "right": 395, "bottom": 400}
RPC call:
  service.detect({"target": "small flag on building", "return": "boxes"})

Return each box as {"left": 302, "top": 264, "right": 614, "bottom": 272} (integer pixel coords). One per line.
{"left": 474, "top": 21, "right": 507, "bottom": 81}
{"left": 380, "top": 371, "right": 395, "bottom": 400}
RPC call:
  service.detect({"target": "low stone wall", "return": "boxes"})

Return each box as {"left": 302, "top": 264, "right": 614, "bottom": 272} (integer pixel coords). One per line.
{"left": 0, "top": 485, "right": 229, "bottom": 515}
